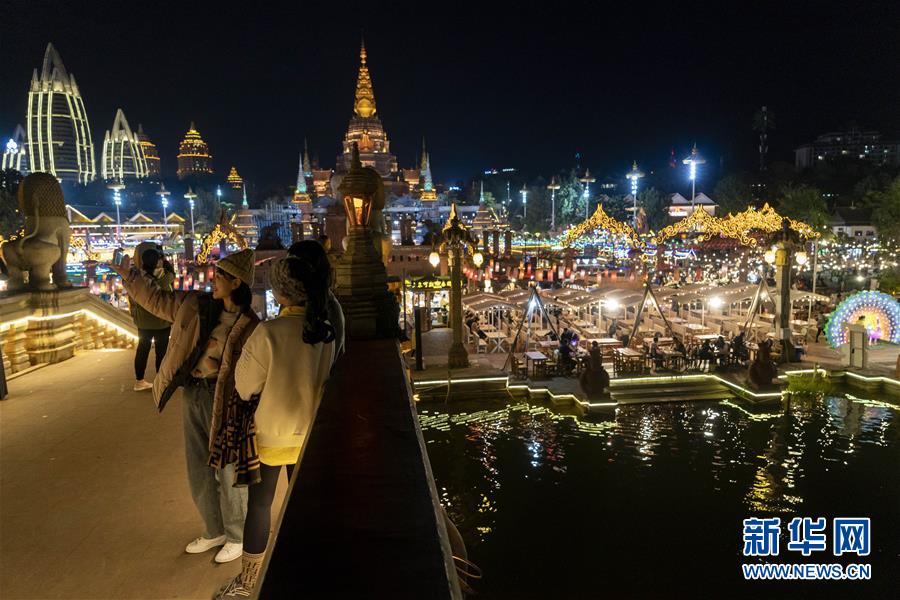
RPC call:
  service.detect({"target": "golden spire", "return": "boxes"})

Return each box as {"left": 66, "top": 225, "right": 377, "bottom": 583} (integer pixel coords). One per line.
{"left": 353, "top": 39, "right": 377, "bottom": 118}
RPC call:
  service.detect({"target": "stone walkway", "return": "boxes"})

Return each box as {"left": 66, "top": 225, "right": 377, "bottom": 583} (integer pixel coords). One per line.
{"left": 0, "top": 349, "right": 287, "bottom": 600}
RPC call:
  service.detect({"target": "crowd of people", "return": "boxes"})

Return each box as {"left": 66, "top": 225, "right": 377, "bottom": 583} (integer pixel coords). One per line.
{"left": 109, "top": 240, "right": 344, "bottom": 599}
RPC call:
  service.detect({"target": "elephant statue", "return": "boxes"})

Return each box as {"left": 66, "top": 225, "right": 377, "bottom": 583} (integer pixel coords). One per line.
{"left": 0, "top": 172, "right": 71, "bottom": 292}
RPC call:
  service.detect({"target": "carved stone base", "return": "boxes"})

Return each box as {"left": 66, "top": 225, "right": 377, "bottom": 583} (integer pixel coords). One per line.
{"left": 0, "top": 287, "right": 137, "bottom": 368}
{"left": 334, "top": 229, "right": 399, "bottom": 340}
{"left": 447, "top": 341, "right": 469, "bottom": 369}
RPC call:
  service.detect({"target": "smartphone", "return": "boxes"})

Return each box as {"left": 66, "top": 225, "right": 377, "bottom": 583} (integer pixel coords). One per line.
{"left": 113, "top": 248, "right": 125, "bottom": 266}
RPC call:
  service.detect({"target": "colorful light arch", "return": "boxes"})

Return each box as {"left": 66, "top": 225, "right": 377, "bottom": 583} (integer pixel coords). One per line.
{"left": 825, "top": 290, "right": 900, "bottom": 348}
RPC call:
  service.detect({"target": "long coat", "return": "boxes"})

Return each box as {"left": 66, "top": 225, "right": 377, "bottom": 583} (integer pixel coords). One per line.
{"left": 122, "top": 268, "right": 259, "bottom": 451}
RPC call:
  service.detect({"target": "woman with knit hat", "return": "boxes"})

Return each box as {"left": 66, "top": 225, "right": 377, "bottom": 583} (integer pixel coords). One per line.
{"left": 109, "top": 248, "right": 259, "bottom": 565}
{"left": 215, "top": 240, "right": 342, "bottom": 598}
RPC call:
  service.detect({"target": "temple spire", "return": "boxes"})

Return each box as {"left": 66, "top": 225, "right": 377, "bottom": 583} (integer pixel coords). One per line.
{"left": 479, "top": 180, "right": 485, "bottom": 204}
{"left": 353, "top": 39, "right": 377, "bottom": 118}
{"left": 302, "top": 138, "right": 312, "bottom": 177}
{"left": 242, "top": 183, "right": 248, "bottom": 208}
{"left": 296, "top": 152, "right": 307, "bottom": 194}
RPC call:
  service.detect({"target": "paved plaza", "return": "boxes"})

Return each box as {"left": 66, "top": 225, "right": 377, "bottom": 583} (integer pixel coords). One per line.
{"left": 0, "top": 349, "right": 287, "bottom": 600}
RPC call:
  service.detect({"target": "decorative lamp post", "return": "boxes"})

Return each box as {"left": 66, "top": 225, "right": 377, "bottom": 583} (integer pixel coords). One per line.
{"left": 333, "top": 143, "right": 398, "bottom": 340}
{"left": 156, "top": 183, "right": 171, "bottom": 239}
{"left": 682, "top": 143, "right": 706, "bottom": 208}
{"left": 184, "top": 187, "right": 197, "bottom": 238}
{"left": 546, "top": 176, "right": 560, "bottom": 231}
{"left": 434, "top": 203, "right": 480, "bottom": 368}
{"left": 107, "top": 178, "right": 125, "bottom": 243}
{"left": 520, "top": 183, "right": 528, "bottom": 222}
{"left": 626, "top": 161, "right": 644, "bottom": 229}
{"left": 579, "top": 169, "right": 595, "bottom": 218}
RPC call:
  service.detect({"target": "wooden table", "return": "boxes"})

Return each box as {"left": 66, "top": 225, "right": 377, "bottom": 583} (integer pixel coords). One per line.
{"left": 583, "top": 337, "right": 622, "bottom": 355}
{"left": 480, "top": 323, "right": 496, "bottom": 332}
{"left": 614, "top": 347, "right": 645, "bottom": 375}
{"left": 524, "top": 351, "right": 548, "bottom": 379}
{"left": 694, "top": 334, "right": 720, "bottom": 342}
{"left": 643, "top": 337, "right": 674, "bottom": 348}
{"left": 485, "top": 330, "right": 508, "bottom": 353}
{"left": 538, "top": 340, "right": 560, "bottom": 350}
{"left": 660, "top": 349, "right": 684, "bottom": 371}
{"left": 580, "top": 327, "right": 602, "bottom": 337}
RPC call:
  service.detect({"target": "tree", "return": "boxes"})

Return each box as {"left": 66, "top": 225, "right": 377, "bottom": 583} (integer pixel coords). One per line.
{"left": 776, "top": 184, "right": 829, "bottom": 233}
{"left": 872, "top": 176, "right": 900, "bottom": 244}
{"left": 192, "top": 188, "right": 222, "bottom": 234}
{"left": 0, "top": 169, "right": 23, "bottom": 238}
{"left": 713, "top": 174, "right": 753, "bottom": 215}
{"left": 555, "top": 169, "right": 586, "bottom": 227}
{"left": 637, "top": 187, "right": 669, "bottom": 231}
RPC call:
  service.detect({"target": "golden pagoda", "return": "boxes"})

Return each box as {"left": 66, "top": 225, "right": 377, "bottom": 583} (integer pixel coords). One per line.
{"left": 336, "top": 40, "right": 399, "bottom": 186}
{"left": 226, "top": 166, "right": 243, "bottom": 190}
{"left": 176, "top": 122, "right": 214, "bottom": 179}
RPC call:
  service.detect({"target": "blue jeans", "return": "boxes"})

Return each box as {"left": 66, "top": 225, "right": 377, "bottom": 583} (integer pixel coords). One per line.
{"left": 182, "top": 381, "right": 248, "bottom": 543}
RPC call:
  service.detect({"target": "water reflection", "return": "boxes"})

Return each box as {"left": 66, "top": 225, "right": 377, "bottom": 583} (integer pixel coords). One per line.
{"left": 421, "top": 395, "right": 899, "bottom": 598}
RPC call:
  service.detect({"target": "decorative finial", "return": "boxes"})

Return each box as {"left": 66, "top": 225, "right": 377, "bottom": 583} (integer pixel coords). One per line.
{"left": 351, "top": 142, "right": 361, "bottom": 169}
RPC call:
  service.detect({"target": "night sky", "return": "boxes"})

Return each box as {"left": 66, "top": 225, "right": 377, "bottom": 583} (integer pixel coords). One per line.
{"left": 2, "top": 1, "right": 899, "bottom": 187}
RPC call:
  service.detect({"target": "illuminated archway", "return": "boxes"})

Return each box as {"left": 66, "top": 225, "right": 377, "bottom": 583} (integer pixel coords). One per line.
{"left": 562, "top": 204, "right": 645, "bottom": 249}
{"left": 196, "top": 213, "right": 248, "bottom": 263}
{"left": 825, "top": 291, "right": 900, "bottom": 348}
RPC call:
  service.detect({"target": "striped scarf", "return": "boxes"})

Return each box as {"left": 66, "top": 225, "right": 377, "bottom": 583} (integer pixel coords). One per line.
{"left": 208, "top": 389, "right": 261, "bottom": 487}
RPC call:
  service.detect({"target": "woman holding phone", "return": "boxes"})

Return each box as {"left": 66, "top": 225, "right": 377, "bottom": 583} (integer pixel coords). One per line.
{"left": 109, "top": 248, "right": 258, "bottom": 565}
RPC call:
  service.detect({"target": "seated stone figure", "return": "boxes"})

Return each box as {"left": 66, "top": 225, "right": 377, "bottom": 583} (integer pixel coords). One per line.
{"left": 0, "top": 173, "right": 71, "bottom": 291}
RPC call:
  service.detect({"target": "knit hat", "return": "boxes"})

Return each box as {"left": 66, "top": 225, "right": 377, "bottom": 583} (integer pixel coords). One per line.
{"left": 269, "top": 257, "right": 306, "bottom": 304}
{"left": 217, "top": 249, "right": 255, "bottom": 286}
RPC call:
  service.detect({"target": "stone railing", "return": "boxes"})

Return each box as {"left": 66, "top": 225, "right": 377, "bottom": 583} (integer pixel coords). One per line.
{"left": 0, "top": 288, "right": 136, "bottom": 374}
{"left": 256, "top": 338, "right": 462, "bottom": 599}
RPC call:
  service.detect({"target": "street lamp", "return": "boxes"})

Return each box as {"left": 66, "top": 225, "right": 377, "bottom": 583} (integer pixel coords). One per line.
{"left": 156, "top": 183, "right": 171, "bottom": 239}
{"left": 433, "top": 203, "right": 480, "bottom": 368}
{"left": 520, "top": 183, "right": 528, "bottom": 221}
{"left": 683, "top": 143, "right": 706, "bottom": 208}
{"left": 579, "top": 169, "right": 596, "bottom": 219}
{"left": 107, "top": 178, "right": 125, "bottom": 243}
{"left": 184, "top": 187, "right": 197, "bottom": 238}
{"left": 546, "top": 176, "right": 560, "bottom": 231}
{"left": 626, "top": 161, "right": 644, "bottom": 230}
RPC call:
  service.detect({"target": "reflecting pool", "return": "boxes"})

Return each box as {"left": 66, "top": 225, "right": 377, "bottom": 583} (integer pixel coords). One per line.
{"left": 420, "top": 395, "right": 899, "bottom": 598}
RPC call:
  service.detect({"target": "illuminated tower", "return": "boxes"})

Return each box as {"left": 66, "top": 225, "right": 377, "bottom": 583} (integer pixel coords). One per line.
{"left": 26, "top": 43, "right": 96, "bottom": 184}
{"left": 2, "top": 125, "right": 29, "bottom": 175}
{"left": 101, "top": 109, "right": 148, "bottom": 181}
{"left": 176, "top": 122, "right": 214, "bottom": 179}
{"left": 226, "top": 166, "right": 243, "bottom": 189}
{"left": 136, "top": 124, "right": 161, "bottom": 180}
{"left": 336, "top": 40, "right": 399, "bottom": 180}
{"left": 419, "top": 138, "right": 436, "bottom": 202}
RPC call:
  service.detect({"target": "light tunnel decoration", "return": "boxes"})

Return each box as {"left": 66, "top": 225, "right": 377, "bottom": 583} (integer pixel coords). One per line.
{"left": 825, "top": 290, "right": 900, "bottom": 348}
{"left": 196, "top": 214, "right": 248, "bottom": 264}
{"left": 562, "top": 204, "right": 645, "bottom": 250}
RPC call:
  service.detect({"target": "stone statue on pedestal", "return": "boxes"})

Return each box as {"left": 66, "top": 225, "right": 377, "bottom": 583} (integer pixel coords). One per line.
{"left": 0, "top": 173, "right": 71, "bottom": 291}
{"left": 748, "top": 339, "right": 778, "bottom": 387}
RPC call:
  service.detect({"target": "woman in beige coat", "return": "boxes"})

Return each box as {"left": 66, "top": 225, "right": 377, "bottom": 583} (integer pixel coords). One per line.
{"left": 110, "top": 249, "right": 259, "bottom": 564}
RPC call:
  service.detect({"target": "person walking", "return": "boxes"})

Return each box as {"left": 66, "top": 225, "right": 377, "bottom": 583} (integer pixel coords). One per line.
{"left": 130, "top": 243, "right": 175, "bottom": 391}
{"left": 110, "top": 249, "right": 259, "bottom": 564}
{"left": 215, "top": 241, "right": 342, "bottom": 598}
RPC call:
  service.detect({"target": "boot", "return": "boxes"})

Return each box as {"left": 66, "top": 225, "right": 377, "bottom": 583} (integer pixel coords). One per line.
{"left": 215, "top": 551, "right": 265, "bottom": 599}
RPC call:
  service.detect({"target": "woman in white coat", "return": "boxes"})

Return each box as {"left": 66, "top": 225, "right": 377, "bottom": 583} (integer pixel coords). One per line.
{"left": 216, "top": 241, "right": 343, "bottom": 598}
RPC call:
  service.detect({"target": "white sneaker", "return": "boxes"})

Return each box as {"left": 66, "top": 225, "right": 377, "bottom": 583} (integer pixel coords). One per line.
{"left": 215, "top": 541, "right": 243, "bottom": 564}
{"left": 133, "top": 379, "right": 153, "bottom": 391}
{"left": 185, "top": 534, "right": 226, "bottom": 554}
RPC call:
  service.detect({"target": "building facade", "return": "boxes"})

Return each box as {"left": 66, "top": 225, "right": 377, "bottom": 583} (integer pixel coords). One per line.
{"left": 2, "top": 125, "right": 29, "bottom": 175}
{"left": 176, "top": 122, "right": 214, "bottom": 179}
{"left": 101, "top": 109, "right": 148, "bottom": 181}
{"left": 795, "top": 129, "right": 900, "bottom": 169}
{"left": 135, "top": 124, "right": 161, "bottom": 180}
{"left": 26, "top": 43, "right": 96, "bottom": 184}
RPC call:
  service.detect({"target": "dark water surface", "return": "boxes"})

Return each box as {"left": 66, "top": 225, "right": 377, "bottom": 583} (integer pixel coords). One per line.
{"left": 420, "top": 395, "right": 899, "bottom": 599}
